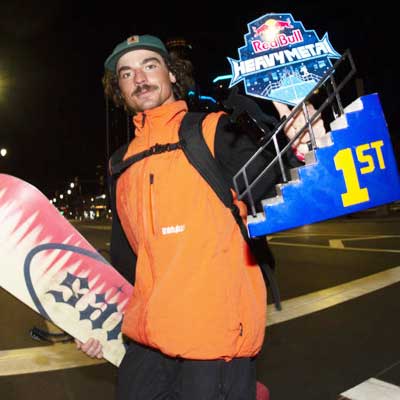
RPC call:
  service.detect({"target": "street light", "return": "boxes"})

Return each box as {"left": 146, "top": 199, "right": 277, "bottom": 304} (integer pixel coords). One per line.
{"left": 0, "top": 148, "right": 7, "bottom": 157}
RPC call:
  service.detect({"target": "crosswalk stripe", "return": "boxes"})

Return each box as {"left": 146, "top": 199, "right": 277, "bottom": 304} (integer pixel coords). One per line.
{"left": 339, "top": 378, "right": 400, "bottom": 399}
{"left": 1, "top": 266, "right": 399, "bottom": 377}
{"left": 267, "top": 265, "right": 400, "bottom": 325}
{"left": 0, "top": 343, "right": 106, "bottom": 376}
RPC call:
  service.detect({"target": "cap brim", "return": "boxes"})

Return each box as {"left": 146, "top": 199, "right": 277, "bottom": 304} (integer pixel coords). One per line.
{"left": 105, "top": 45, "right": 169, "bottom": 72}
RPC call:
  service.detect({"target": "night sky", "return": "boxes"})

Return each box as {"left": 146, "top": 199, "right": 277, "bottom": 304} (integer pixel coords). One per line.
{"left": 0, "top": 1, "right": 397, "bottom": 196}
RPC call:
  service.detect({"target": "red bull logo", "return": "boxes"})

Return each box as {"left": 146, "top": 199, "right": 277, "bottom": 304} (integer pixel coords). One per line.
{"left": 252, "top": 18, "right": 293, "bottom": 41}
{"left": 252, "top": 29, "right": 303, "bottom": 53}
{"left": 251, "top": 18, "right": 302, "bottom": 53}
{"left": 227, "top": 12, "right": 341, "bottom": 105}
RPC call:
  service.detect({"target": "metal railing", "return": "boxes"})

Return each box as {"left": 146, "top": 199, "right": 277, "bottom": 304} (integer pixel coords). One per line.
{"left": 233, "top": 49, "right": 357, "bottom": 216}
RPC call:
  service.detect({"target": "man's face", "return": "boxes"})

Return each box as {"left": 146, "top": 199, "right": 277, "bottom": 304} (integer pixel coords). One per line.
{"left": 116, "top": 49, "right": 176, "bottom": 113}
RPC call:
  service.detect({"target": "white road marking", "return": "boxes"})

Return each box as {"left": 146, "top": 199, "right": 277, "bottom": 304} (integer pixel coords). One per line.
{"left": 270, "top": 233, "right": 400, "bottom": 252}
{"left": 340, "top": 235, "right": 400, "bottom": 242}
{"left": 2, "top": 266, "right": 399, "bottom": 376}
{"left": 1, "top": 233, "right": 399, "bottom": 376}
{"left": 329, "top": 235, "right": 400, "bottom": 251}
{"left": 0, "top": 343, "right": 106, "bottom": 376}
{"left": 339, "top": 378, "right": 400, "bottom": 399}
{"left": 329, "top": 239, "right": 345, "bottom": 248}
{"left": 271, "top": 241, "right": 400, "bottom": 253}
{"left": 267, "top": 266, "right": 400, "bottom": 325}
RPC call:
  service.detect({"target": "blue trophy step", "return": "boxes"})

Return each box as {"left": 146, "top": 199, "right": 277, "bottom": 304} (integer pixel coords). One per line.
{"left": 247, "top": 93, "right": 400, "bottom": 237}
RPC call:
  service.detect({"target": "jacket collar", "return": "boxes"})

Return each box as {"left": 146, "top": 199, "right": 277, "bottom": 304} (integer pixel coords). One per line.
{"left": 132, "top": 100, "right": 188, "bottom": 136}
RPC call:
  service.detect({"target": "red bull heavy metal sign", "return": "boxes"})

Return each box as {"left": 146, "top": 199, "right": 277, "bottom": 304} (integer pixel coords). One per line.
{"left": 228, "top": 13, "right": 340, "bottom": 105}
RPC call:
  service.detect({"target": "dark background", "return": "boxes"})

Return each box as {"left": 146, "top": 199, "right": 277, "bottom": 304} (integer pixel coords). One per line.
{"left": 0, "top": 1, "right": 396, "bottom": 196}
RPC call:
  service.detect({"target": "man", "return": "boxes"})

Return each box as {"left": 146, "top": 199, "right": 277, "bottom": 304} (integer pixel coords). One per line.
{"left": 77, "top": 34, "right": 325, "bottom": 399}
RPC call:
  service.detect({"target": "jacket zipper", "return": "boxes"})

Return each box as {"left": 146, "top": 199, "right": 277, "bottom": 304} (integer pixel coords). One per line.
{"left": 140, "top": 111, "right": 150, "bottom": 344}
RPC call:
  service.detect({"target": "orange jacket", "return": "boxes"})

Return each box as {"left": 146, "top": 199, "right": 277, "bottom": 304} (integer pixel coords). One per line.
{"left": 116, "top": 100, "right": 266, "bottom": 360}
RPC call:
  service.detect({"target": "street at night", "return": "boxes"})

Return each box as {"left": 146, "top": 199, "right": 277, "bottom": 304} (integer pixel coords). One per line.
{"left": 1, "top": 2, "right": 400, "bottom": 399}
{"left": 1, "top": 209, "right": 399, "bottom": 399}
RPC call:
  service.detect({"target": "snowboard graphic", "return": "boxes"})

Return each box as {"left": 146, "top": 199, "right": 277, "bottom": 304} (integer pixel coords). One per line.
{"left": 0, "top": 173, "right": 133, "bottom": 367}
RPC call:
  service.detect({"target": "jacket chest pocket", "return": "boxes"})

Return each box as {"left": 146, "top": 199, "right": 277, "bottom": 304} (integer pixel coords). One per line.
{"left": 148, "top": 173, "right": 158, "bottom": 235}
{"left": 146, "top": 170, "right": 193, "bottom": 237}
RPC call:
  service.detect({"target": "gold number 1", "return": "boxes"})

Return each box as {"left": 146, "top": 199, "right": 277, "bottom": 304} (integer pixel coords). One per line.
{"left": 334, "top": 148, "right": 370, "bottom": 207}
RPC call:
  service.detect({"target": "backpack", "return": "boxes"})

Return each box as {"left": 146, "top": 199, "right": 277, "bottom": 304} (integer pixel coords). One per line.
{"left": 109, "top": 111, "right": 281, "bottom": 310}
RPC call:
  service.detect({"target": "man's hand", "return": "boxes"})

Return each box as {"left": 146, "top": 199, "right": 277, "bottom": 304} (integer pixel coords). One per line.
{"left": 273, "top": 101, "right": 326, "bottom": 157}
{"left": 75, "top": 338, "right": 104, "bottom": 359}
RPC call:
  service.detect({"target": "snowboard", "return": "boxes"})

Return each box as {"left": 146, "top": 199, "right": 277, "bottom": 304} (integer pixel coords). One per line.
{"left": 0, "top": 173, "right": 133, "bottom": 367}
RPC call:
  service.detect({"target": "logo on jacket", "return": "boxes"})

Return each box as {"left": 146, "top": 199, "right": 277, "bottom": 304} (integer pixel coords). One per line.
{"left": 161, "top": 224, "right": 186, "bottom": 235}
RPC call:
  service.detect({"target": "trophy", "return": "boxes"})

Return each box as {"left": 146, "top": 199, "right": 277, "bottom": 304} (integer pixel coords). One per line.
{"left": 225, "top": 12, "right": 400, "bottom": 237}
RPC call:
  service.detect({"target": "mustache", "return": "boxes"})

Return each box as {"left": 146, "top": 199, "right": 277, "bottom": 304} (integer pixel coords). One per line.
{"left": 132, "top": 84, "right": 158, "bottom": 96}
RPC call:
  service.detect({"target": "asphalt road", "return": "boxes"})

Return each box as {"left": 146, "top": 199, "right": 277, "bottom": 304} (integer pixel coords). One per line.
{"left": 1, "top": 212, "right": 399, "bottom": 400}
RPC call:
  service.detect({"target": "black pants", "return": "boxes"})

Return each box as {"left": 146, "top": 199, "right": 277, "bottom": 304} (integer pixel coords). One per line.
{"left": 117, "top": 341, "right": 256, "bottom": 400}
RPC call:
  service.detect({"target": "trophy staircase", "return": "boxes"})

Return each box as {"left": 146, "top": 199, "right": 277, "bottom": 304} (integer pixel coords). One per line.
{"left": 232, "top": 50, "right": 400, "bottom": 237}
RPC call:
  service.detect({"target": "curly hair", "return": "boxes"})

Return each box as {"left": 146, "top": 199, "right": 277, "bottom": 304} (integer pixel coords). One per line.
{"left": 102, "top": 53, "right": 195, "bottom": 114}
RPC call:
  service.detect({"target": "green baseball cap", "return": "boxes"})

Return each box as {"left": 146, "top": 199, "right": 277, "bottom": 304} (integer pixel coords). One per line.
{"left": 104, "top": 34, "right": 168, "bottom": 73}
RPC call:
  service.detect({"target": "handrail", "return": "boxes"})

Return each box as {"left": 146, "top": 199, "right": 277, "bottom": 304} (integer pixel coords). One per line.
{"left": 232, "top": 49, "right": 357, "bottom": 216}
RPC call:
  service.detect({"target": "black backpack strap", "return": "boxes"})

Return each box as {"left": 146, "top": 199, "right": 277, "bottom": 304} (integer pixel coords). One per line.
{"left": 110, "top": 142, "right": 181, "bottom": 177}
{"left": 178, "top": 112, "right": 233, "bottom": 206}
{"left": 179, "top": 112, "right": 281, "bottom": 310}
